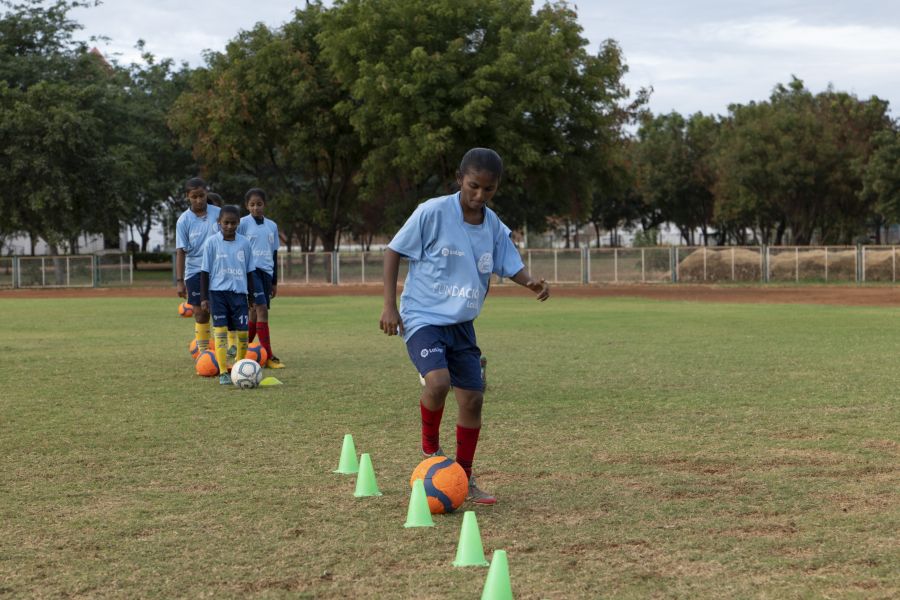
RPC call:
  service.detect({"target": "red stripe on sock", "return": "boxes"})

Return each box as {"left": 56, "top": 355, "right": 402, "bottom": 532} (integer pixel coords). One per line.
{"left": 455, "top": 425, "right": 480, "bottom": 479}
{"left": 420, "top": 402, "right": 444, "bottom": 455}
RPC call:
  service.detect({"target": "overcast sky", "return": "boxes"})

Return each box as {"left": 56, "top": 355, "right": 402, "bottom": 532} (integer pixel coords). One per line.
{"left": 72, "top": 0, "right": 900, "bottom": 118}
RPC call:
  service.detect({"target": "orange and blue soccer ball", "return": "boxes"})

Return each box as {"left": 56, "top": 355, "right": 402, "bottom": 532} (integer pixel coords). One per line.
{"left": 409, "top": 456, "right": 468, "bottom": 514}
{"left": 178, "top": 302, "right": 194, "bottom": 318}
{"left": 246, "top": 342, "right": 268, "bottom": 366}
{"left": 194, "top": 350, "right": 220, "bottom": 377}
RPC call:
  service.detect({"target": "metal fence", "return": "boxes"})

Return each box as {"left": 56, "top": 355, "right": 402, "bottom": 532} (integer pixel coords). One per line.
{"left": 5, "top": 247, "right": 900, "bottom": 289}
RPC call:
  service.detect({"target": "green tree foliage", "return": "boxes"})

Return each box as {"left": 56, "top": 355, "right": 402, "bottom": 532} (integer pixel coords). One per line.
{"left": 633, "top": 111, "right": 718, "bottom": 245}
{"left": 862, "top": 129, "right": 900, "bottom": 225}
{"left": 715, "top": 78, "right": 892, "bottom": 245}
{"left": 169, "top": 2, "right": 361, "bottom": 252}
{"left": 319, "top": 0, "right": 635, "bottom": 233}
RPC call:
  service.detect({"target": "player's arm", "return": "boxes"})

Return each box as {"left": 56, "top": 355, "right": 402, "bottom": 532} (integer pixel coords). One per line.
{"left": 271, "top": 250, "right": 278, "bottom": 298}
{"left": 175, "top": 249, "right": 187, "bottom": 298}
{"left": 380, "top": 248, "right": 403, "bottom": 336}
{"left": 510, "top": 268, "right": 550, "bottom": 301}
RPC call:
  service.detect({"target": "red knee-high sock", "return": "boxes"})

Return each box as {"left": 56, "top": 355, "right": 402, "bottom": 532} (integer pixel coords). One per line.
{"left": 256, "top": 322, "right": 272, "bottom": 357}
{"left": 420, "top": 402, "right": 444, "bottom": 455}
{"left": 248, "top": 320, "right": 257, "bottom": 344}
{"left": 455, "top": 425, "right": 481, "bottom": 479}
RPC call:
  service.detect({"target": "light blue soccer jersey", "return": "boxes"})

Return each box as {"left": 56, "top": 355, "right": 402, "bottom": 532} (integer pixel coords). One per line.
{"left": 176, "top": 204, "right": 221, "bottom": 279}
{"left": 200, "top": 232, "right": 257, "bottom": 294}
{"left": 388, "top": 192, "right": 524, "bottom": 340}
{"left": 237, "top": 215, "right": 279, "bottom": 275}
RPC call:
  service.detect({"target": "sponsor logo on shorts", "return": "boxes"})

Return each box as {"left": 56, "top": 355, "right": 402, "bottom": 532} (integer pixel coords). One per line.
{"left": 420, "top": 347, "right": 444, "bottom": 358}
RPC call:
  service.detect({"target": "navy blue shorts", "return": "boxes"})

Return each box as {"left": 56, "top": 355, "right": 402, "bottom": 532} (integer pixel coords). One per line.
{"left": 252, "top": 269, "right": 273, "bottom": 308}
{"left": 406, "top": 322, "right": 483, "bottom": 391}
{"left": 209, "top": 290, "right": 249, "bottom": 330}
{"left": 185, "top": 273, "right": 203, "bottom": 307}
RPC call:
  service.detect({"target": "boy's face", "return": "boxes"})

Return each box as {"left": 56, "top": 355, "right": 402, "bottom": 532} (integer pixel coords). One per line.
{"left": 457, "top": 169, "right": 499, "bottom": 213}
{"left": 219, "top": 213, "right": 239, "bottom": 239}
{"left": 246, "top": 195, "right": 266, "bottom": 218}
{"left": 187, "top": 188, "right": 208, "bottom": 213}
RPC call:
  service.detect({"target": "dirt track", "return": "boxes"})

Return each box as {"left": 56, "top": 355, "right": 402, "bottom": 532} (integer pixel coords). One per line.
{"left": 2, "top": 283, "right": 900, "bottom": 307}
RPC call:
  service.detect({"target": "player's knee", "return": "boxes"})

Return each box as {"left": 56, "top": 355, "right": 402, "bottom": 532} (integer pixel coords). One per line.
{"left": 424, "top": 372, "right": 451, "bottom": 398}
{"left": 256, "top": 305, "right": 269, "bottom": 320}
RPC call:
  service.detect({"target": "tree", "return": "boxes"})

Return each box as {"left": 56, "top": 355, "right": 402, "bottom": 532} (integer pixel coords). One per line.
{"left": 169, "top": 2, "right": 362, "bottom": 252}
{"left": 862, "top": 129, "right": 900, "bottom": 227}
{"left": 319, "top": 0, "right": 636, "bottom": 235}
{"left": 633, "top": 111, "right": 717, "bottom": 245}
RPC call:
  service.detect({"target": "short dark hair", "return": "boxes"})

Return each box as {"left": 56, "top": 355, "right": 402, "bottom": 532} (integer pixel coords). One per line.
{"left": 219, "top": 205, "right": 240, "bottom": 220}
{"left": 458, "top": 148, "right": 503, "bottom": 180}
{"left": 206, "top": 192, "right": 223, "bottom": 207}
{"left": 244, "top": 187, "right": 267, "bottom": 204}
{"left": 185, "top": 177, "right": 206, "bottom": 192}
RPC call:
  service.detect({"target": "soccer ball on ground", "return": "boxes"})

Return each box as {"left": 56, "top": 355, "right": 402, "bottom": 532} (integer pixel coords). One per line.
{"left": 195, "top": 350, "right": 219, "bottom": 377}
{"left": 246, "top": 342, "right": 268, "bottom": 366}
{"left": 410, "top": 456, "right": 468, "bottom": 514}
{"left": 231, "top": 358, "right": 263, "bottom": 389}
{"left": 178, "top": 302, "right": 194, "bottom": 318}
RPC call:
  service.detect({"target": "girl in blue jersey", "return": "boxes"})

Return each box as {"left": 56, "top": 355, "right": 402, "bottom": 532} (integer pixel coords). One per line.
{"left": 199, "top": 205, "right": 263, "bottom": 385}
{"left": 380, "top": 148, "right": 550, "bottom": 504}
{"left": 176, "top": 178, "right": 220, "bottom": 354}
{"left": 237, "top": 188, "right": 284, "bottom": 369}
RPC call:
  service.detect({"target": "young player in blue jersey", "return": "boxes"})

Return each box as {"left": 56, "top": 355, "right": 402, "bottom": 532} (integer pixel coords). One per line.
{"left": 199, "top": 205, "right": 266, "bottom": 385}
{"left": 380, "top": 148, "right": 550, "bottom": 504}
{"left": 176, "top": 178, "right": 221, "bottom": 354}
{"left": 237, "top": 188, "right": 284, "bottom": 369}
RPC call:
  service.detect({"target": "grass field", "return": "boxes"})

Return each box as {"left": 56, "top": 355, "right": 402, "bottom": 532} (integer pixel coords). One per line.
{"left": 2, "top": 294, "right": 899, "bottom": 598}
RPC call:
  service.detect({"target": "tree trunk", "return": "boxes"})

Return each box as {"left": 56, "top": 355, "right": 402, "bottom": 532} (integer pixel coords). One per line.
{"left": 775, "top": 221, "right": 786, "bottom": 246}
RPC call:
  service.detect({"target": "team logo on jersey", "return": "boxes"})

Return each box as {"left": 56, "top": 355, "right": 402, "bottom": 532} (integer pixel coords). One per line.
{"left": 268, "top": 234, "right": 275, "bottom": 245}
{"left": 237, "top": 250, "right": 246, "bottom": 263}
{"left": 477, "top": 253, "right": 493, "bottom": 274}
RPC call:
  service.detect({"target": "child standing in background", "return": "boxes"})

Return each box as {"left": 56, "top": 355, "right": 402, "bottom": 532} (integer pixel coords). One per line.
{"left": 200, "top": 205, "right": 263, "bottom": 385}
{"left": 238, "top": 188, "right": 285, "bottom": 369}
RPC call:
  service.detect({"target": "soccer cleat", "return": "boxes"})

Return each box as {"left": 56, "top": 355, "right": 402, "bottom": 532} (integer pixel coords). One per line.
{"left": 422, "top": 447, "right": 446, "bottom": 458}
{"left": 266, "top": 356, "right": 285, "bottom": 369}
{"left": 219, "top": 373, "right": 232, "bottom": 386}
{"left": 467, "top": 476, "right": 497, "bottom": 505}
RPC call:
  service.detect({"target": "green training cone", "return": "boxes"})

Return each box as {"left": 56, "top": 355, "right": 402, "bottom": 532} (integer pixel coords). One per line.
{"left": 353, "top": 453, "right": 382, "bottom": 497}
{"left": 452, "top": 511, "right": 489, "bottom": 567}
{"left": 333, "top": 434, "right": 359, "bottom": 474}
{"left": 404, "top": 478, "right": 435, "bottom": 528}
{"left": 480, "top": 550, "right": 513, "bottom": 600}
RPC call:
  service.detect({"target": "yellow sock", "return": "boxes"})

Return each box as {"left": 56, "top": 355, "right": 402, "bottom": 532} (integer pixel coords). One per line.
{"left": 207, "top": 322, "right": 214, "bottom": 352}
{"left": 214, "top": 326, "right": 229, "bottom": 374}
{"left": 195, "top": 322, "right": 210, "bottom": 352}
{"left": 228, "top": 330, "right": 237, "bottom": 350}
{"left": 237, "top": 330, "right": 248, "bottom": 361}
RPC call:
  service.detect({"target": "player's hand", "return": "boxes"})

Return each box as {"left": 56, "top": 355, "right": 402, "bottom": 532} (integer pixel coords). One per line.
{"left": 526, "top": 278, "right": 550, "bottom": 302}
{"left": 380, "top": 306, "right": 404, "bottom": 336}
{"left": 201, "top": 300, "right": 209, "bottom": 313}
{"left": 271, "top": 283, "right": 277, "bottom": 299}
{"left": 176, "top": 280, "right": 186, "bottom": 298}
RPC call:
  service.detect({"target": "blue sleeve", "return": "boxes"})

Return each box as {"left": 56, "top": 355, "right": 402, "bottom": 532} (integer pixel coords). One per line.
{"left": 175, "top": 216, "right": 189, "bottom": 251}
{"left": 493, "top": 219, "right": 525, "bottom": 278}
{"left": 388, "top": 204, "right": 430, "bottom": 261}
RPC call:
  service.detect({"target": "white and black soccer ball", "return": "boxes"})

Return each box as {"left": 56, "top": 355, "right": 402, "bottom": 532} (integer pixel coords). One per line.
{"left": 231, "top": 358, "right": 263, "bottom": 389}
